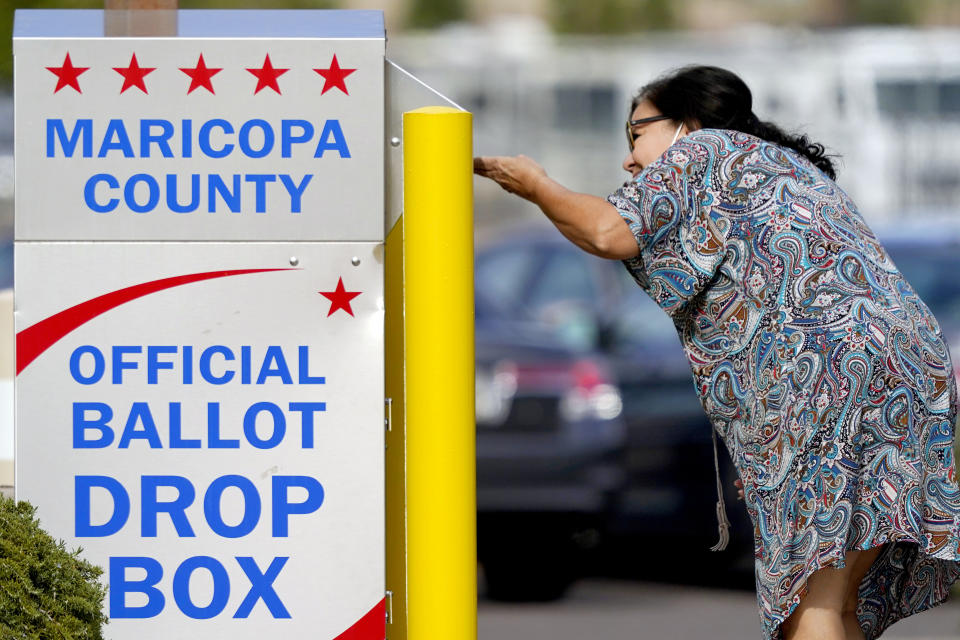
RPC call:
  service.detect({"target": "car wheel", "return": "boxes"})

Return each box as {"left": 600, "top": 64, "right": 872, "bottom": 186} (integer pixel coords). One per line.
{"left": 479, "top": 513, "right": 587, "bottom": 602}
{"left": 481, "top": 549, "right": 576, "bottom": 602}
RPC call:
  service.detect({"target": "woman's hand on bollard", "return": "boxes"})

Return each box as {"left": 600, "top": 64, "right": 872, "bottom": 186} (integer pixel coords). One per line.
{"left": 734, "top": 477, "right": 744, "bottom": 501}
{"left": 473, "top": 155, "right": 548, "bottom": 202}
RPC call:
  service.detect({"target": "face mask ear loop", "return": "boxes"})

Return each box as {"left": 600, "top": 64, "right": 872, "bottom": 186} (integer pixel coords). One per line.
{"left": 669, "top": 121, "right": 684, "bottom": 146}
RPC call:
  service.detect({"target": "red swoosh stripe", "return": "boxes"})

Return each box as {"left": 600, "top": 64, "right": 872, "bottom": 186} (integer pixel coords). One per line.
{"left": 333, "top": 598, "right": 386, "bottom": 639}
{"left": 15, "top": 268, "right": 292, "bottom": 375}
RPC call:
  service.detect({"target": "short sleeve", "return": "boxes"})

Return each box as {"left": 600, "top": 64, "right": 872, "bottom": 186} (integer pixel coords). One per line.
{"left": 607, "top": 132, "right": 732, "bottom": 318}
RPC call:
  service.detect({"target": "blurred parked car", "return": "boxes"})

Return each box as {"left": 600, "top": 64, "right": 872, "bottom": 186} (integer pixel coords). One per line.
{"left": 474, "top": 288, "right": 627, "bottom": 600}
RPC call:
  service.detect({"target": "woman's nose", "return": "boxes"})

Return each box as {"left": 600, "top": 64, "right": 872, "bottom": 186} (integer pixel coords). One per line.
{"left": 622, "top": 152, "right": 636, "bottom": 173}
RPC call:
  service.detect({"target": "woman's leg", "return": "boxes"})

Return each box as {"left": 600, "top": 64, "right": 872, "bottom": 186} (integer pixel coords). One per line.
{"left": 780, "top": 545, "right": 883, "bottom": 640}
{"left": 840, "top": 544, "right": 887, "bottom": 640}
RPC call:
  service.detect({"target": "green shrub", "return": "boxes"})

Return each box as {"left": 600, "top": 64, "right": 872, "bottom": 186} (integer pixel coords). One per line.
{"left": 0, "top": 496, "right": 108, "bottom": 639}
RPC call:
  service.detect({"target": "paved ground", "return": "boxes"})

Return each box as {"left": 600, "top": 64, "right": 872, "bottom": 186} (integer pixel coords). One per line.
{"left": 479, "top": 574, "right": 960, "bottom": 640}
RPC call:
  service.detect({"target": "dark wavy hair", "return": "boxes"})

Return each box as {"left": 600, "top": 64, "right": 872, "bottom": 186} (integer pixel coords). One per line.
{"left": 633, "top": 65, "right": 838, "bottom": 180}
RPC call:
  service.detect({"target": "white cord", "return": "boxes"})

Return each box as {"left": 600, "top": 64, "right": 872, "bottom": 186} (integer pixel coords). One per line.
{"left": 710, "top": 427, "right": 731, "bottom": 552}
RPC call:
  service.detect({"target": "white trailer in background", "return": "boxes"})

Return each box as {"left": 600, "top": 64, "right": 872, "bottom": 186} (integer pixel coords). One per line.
{"left": 390, "top": 23, "right": 960, "bottom": 227}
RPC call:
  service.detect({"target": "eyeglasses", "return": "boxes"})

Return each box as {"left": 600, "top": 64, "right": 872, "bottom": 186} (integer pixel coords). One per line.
{"left": 626, "top": 114, "right": 672, "bottom": 149}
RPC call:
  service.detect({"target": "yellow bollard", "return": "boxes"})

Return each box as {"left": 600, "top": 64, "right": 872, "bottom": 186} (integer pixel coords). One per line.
{"left": 386, "top": 105, "right": 475, "bottom": 640}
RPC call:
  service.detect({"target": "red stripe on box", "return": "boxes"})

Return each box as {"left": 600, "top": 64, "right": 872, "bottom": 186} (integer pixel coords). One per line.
{"left": 333, "top": 598, "right": 386, "bottom": 639}
{"left": 15, "top": 268, "right": 293, "bottom": 375}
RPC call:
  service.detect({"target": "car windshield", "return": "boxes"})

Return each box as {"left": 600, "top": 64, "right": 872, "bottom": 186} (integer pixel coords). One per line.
{"left": 476, "top": 238, "right": 679, "bottom": 351}
{"left": 607, "top": 266, "right": 680, "bottom": 348}
{"left": 476, "top": 241, "right": 602, "bottom": 350}
{"left": 474, "top": 244, "right": 538, "bottom": 317}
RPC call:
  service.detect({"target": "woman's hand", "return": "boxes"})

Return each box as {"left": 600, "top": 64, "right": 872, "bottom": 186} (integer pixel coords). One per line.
{"left": 473, "top": 153, "right": 639, "bottom": 260}
{"left": 473, "top": 155, "right": 548, "bottom": 202}
{"left": 734, "top": 478, "right": 744, "bottom": 501}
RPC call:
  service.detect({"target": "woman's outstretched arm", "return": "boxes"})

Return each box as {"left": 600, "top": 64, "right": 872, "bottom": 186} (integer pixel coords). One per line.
{"left": 474, "top": 155, "right": 639, "bottom": 260}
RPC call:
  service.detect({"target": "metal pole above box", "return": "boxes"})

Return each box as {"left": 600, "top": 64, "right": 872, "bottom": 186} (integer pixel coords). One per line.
{"left": 13, "top": 8, "right": 474, "bottom": 639}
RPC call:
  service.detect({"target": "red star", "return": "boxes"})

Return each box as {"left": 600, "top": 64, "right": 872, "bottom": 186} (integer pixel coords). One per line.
{"left": 46, "top": 52, "right": 89, "bottom": 94}
{"left": 319, "top": 277, "right": 362, "bottom": 317}
{"left": 180, "top": 54, "right": 222, "bottom": 94}
{"left": 113, "top": 53, "right": 156, "bottom": 94}
{"left": 247, "top": 54, "right": 289, "bottom": 95}
{"left": 313, "top": 54, "right": 357, "bottom": 95}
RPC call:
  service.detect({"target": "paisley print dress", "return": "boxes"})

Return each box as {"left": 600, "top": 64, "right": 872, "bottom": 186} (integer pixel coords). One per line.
{"left": 606, "top": 128, "right": 960, "bottom": 640}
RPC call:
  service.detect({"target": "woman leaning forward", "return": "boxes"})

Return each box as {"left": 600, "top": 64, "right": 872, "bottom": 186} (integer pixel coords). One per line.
{"left": 474, "top": 65, "right": 960, "bottom": 640}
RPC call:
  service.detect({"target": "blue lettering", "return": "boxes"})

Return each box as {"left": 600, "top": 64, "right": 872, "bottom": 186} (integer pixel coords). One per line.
{"left": 199, "top": 346, "right": 235, "bottom": 384}
{"left": 146, "top": 345, "right": 177, "bottom": 384}
{"left": 110, "top": 556, "right": 165, "bottom": 618}
{"left": 140, "top": 119, "right": 175, "bottom": 158}
{"left": 118, "top": 402, "right": 163, "bottom": 448}
{"left": 166, "top": 174, "right": 201, "bottom": 213}
{"left": 141, "top": 475, "right": 196, "bottom": 537}
{"left": 124, "top": 173, "right": 160, "bottom": 213}
{"left": 279, "top": 174, "right": 312, "bottom": 213}
{"left": 183, "top": 345, "right": 194, "bottom": 384}
{"left": 199, "top": 119, "right": 234, "bottom": 158}
{"left": 84, "top": 174, "right": 120, "bottom": 213}
{"left": 314, "top": 119, "right": 350, "bottom": 158}
{"left": 243, "top": 402, "right": 285, "bottom": 449}
{"left": 256, "top": 346, "right": 293, "bottom": 384}
{"left": 76, "top": 475, "right": 129, "bottom": 536}
{"left": 233, "top": 557, "right": 290, "bottom": 619}
{"left": 173, "top": 557, "right": 231, "bottom": 619}
{"left": 109, "top": 555, "right": 291, "bottom": 620}
{"left": 182, "top": 119, "right": 193, "bottom": 158}
{"left": 245, "top": 174, "right": 275, "bottom": 213}
{"left": 112, "top": 345, "right": 141, "bottom": 384}
{"left": 289, "top": 402, "right": 326, "bottom": 448}
{"left": 70, "top": 345, "right": 105, "bottom": 384}
{"left": 207, "top": 403, "right": 239, "bottom": 449}
{"left": 46, "top": 118, "right": 92, "bottom": 157}
{"left": 239, "top": 119, "right": 274, "bottom": 158}
{"left": 281, "top": 120, "right": 314, "bottom": 157}
{"left": 98, "top": 119, "right": 135, "bottom": 158}
{"left": 208, "top": 174, "right": 241, "bottom": 213}
{"left": 204, "top": 475, "right": 261, "bottom": 538}
{"left": 298, "top": 346, "right": 325, "bottom": 384}
{"left": 73, "top": 402, "right": 114, "bottom": 448}
{"left": 241, "top": 345, "right": 252, "bottom": 384}
{"left": 272, "top": 475, "right": 324, "bottom": 537}
{"left": 169, "top": 403, "right": 201, "bottom": 448}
